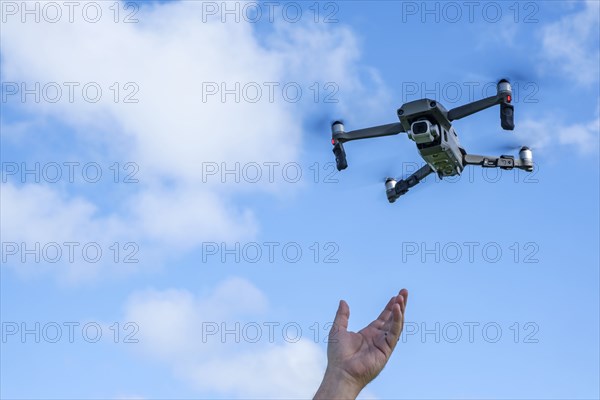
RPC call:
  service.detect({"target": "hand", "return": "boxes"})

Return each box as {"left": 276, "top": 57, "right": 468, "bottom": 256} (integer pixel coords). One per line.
{"left": 314, "top": 289, "right": 408, "bottom": 399}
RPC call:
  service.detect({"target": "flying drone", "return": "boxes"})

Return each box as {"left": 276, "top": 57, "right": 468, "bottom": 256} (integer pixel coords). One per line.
{"left": 331, "top": 79, "right": 533, "bottom": 203}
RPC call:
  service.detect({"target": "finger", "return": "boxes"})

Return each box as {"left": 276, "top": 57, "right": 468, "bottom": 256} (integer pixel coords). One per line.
{"left": 332, "top": 299, "right": 350, "bottom": 332}
{"left": 398, "top": 293, "right": 405, "bottom": 322}
{"left": 389, "top": 303, "right": 403, "bottom": 338}
{"left": 398, "top": 295, "right": 406, "bottom": 329}
{"left": 378, "top": 293, "right": 405, "bottom": 331}
{"left": 376, "top": 296, "right": 396, "bottom": 322}
{"left": 399, "top": 288, "right": 409, "bottom": 314}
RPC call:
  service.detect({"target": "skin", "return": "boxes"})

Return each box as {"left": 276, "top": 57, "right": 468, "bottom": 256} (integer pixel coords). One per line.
{"left": 314, "top": 289, "right": 409, "bottom": 400}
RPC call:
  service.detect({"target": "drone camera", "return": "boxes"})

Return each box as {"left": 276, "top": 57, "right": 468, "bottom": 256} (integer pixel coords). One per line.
{"left": 408, "top": 120, "right": 439, "bottom": 144}
{"left": 519, "top": 146, "right": 533, "bottom": 171}
{"left": 412, "top": 121, "right": 429, "bottom": 134}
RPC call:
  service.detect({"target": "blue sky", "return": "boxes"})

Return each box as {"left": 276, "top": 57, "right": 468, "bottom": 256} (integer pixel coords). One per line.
{"left": 1, "top": 1, "right": 599, "bottom": 399}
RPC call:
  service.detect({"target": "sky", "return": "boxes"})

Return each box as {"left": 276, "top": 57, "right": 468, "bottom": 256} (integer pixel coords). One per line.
{"left": 0, "top": 0, "right": 599, "bottom": 399}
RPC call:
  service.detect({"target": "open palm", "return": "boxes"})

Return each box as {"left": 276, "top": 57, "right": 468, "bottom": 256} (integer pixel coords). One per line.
{"left": 326, "top": 289, "right": 408, "bottom": 389}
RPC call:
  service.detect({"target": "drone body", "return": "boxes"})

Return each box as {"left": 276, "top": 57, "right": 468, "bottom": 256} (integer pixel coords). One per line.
{"left": 331, "top": 79, "right": 533, "bottom": 203}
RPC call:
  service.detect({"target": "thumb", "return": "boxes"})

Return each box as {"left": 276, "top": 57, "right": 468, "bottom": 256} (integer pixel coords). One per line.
{"left": 332, "top": 299, "right": 350, "bottom": 332}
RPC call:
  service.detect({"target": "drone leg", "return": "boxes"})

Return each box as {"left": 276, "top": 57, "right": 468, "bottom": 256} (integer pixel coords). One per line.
{"left": 463, "top": 152, "right": 533, "bottom": 172}
{"left": 386, "top": 164, "right": 433, "bottom": 203}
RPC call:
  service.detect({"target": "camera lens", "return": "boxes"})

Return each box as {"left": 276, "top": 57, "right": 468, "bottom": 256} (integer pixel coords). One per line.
{"left": 412, "top": 121, "right": 428, "bottom": 135}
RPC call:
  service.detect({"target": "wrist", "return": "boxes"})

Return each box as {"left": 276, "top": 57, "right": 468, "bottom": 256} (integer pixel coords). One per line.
{"left": 314, "top": 366, "right": 363, "bottom": 400}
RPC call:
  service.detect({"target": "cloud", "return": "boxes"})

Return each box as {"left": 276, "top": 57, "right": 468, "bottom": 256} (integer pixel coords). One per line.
{"left": 123, "top": 277, "right": 326, "bottom": 399}
{"left": 539, "top": 0, "right": 600, "bottom": 86}
{"left": 557, "top": 117, "right": 600, "bottom": 153}
{"left": 0, "top": 180, "right": 261, "bottom": 283}
{"left": 0, "top": 182, "right": 129, "bottom": 282}
{"left": 0, "top": 1, "right": 387, "bottom": 282}
{"left": 515, "top": 114, "right": 599, "bottom": 156}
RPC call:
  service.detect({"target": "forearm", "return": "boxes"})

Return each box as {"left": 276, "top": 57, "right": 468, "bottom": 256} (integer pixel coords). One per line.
{"left": 314, "top": 367, "right": 363, "bottom": 400}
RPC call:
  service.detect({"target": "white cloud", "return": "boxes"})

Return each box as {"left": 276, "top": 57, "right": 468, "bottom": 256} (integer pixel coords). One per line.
{"left": 539, "top": 0, "right": 600, "bottom": 86}
{"left": 184, "top": 341, "right": 325, "bottom": 398}
{"left": 515, "top": 114, "right": 599, "bottom": 155}
{"left": 0, "top": 1, "right": 387, "bottom": 282}
{"left": 557, "top": 117, "right": 600, "bottom": 153}
{"left": 123, "top": 277, "right": 326, "bottom": 399}
{"left": 474, "top": 13, "right": 520, "bottom": 49}
{"left": 0, "top": 182, "right": 130, "bottom": 282}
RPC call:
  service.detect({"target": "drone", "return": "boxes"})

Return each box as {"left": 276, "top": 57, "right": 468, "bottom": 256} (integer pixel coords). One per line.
{"left": 331, "top": 79, "right": 533, "bottom": 203}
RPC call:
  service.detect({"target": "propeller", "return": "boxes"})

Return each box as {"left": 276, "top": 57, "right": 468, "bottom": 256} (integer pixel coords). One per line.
{"left": 498, "top": 70, "right": 535, "bottom": 84}
{"left": 492, "top": 141, "right": 528, "bottom": 154}
{"left": 488, "top": 60, "right": 540, "bottom": 84}
{"left": 303, "top": 111, "right": 338, "bottom": 140}
{"left": 488, "top": 133, "right": 545, "bottom": 155}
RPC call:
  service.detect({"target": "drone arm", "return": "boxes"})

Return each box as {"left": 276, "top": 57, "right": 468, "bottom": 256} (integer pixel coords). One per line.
{"left": 447, "top": 80, "right": 514, "bottom": 130}
{"left": 463, "top": 152, "right": 533, "bottom": 172}
{"left": 447, "top": 95, "right": 502, "bottom": 121}
{"left": 386, "top": 164, "right": 433, "bottom": 203}
{"left": 333, "top": 122, "right": 405, "bottom": 143}
{"left": 331, "top": 121, "right": 406, "bottom": 171}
